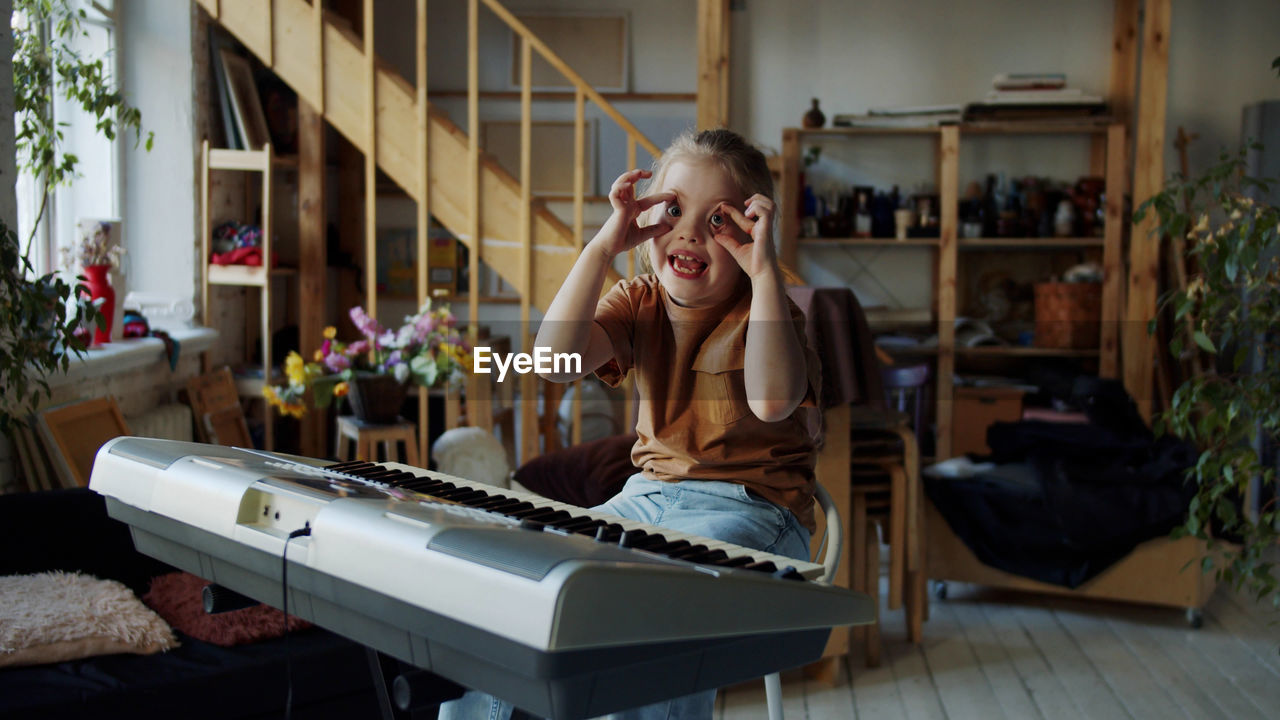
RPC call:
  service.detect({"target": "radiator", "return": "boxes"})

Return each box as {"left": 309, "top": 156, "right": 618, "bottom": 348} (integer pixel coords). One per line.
{"left": 127, "top": 403, "right": 193, "bottom": 443}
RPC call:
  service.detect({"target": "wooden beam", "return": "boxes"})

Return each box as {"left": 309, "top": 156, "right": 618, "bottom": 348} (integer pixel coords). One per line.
{"left": 1098, "top": 0, "right": 1140, "bottom": 176}
{"left": 1100, "top": 123, "right": 1126, "bottom": 379}
{"left": 466, "top": 0, "right": 481, "bottom": 437}
{"left": 261, "top": 144, "right": 275, "bottom": 451}
{"left": 314, "top": 0, "right": 325, "bottom": 113}
{"left": 200, "top": 140, "right": 212, "bottom": 373}
{"left": 779, "top": 128, "right": 799, "bottom": 268}
{"left": 363, "top": 0, "right": 376, "bottom": 320}
{"left": 520, "top": 38, "right": 537, "bottom": 463}
{"left": 416, "top": 0, "right": 430, "bottom": 462}
{"left": 936, "top": 126, "right": 959, "bottom": 461}
{"left": 298, "top": 99, "right": 327, "bottom": 458}
{"left": 696, "top": 0, "right": 730, "bottom": 130}
{"left": 1126, "top": 0, "right": 1170, "bottom": 423}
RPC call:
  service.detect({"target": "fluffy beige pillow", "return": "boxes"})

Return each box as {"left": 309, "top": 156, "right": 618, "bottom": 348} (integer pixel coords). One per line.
{"left": 0, "top": 571, "right": 178, "bottom": 668}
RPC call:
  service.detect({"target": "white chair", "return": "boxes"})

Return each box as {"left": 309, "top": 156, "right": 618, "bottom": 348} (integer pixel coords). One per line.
{"left": 764, "top": 481, "right": 844, "bottom": 720}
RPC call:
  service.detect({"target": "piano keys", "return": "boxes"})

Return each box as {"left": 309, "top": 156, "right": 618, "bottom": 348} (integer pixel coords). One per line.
{"left": 90, "top": 437, "right": 873, "bottom": 719}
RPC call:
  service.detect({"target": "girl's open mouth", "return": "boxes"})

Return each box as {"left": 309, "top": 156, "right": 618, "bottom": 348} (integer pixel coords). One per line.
{"left": 668, "top": 252, "right": 708, "bottom": 279}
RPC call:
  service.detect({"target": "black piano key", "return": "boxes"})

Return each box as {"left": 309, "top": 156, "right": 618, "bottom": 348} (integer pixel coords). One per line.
{"left": 594, "top": 524, "right": 623, "bottom": 542}
{"left": 501, "top": 503, "right": 538, "bottom": 518}
{"left": 666, "top": 544, "right": 708, "bottom": 560}
{"left": 514, "top": 508, "right": 564, "bottom": 523}
{"left": 379, "top": 472, "right": 419, "bottom": 485}
{"left": 557, "top": 517, "right": 604, "bottom": 534}
{"left": 471, "top": 495, "right": 516, "bottom": 510}
{"left": 617, "top": 529, "right": 649, "bottom": 548}
{"left": 660, "top": 540, "right": 692, "bottom": 554}
{"left": 683, "top": 549, "right": 730, "bottom": 565}
{"left": 742, "top": 560, "right": 778, "bottom": 574}
{"left": 454, "top": 490, "right": 493, "bottom": 505}
{"left": 716, "top": 555, "right": 756, "bottom": 569}
{"left": 630, "top": 534, "right": 670, "bottom": 551}
{"left": 397, "top": 478, "right": 447, "bottom": 492}
{"left": 325, "top": 461, "right": 372, "bottom": 472}
{"left": 433, "top": 487, "right": 486, "bottom": 502}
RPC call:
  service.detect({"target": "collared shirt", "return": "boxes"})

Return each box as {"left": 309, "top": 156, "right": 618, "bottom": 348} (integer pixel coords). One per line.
{"left": 593, "top": 274, "right": 822, "bottom": 532}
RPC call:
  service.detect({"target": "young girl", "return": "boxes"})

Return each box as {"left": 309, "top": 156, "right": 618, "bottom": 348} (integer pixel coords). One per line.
{"left": 441, "top": 129, "right": 822, "bottom": 720}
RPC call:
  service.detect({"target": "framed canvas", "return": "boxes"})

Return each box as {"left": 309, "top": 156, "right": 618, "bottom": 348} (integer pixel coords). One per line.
{"left": 219, "top": 49, "right": 271, "bottom": 151}
{"left": 481, "top": 120, "right": 595, "bottom": 196}
{"left": 38, "top": 396, "right": 131, "bottom": 488}
{"left": 508, "top": 12, "right": 628, "bottom": 92}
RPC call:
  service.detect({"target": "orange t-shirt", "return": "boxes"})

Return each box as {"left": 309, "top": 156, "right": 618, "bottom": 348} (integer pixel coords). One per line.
{"left": 593, "top": 274, "right": 823, "bottom": 532}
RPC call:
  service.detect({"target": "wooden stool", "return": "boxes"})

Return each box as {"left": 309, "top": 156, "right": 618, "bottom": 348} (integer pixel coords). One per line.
{"left": 335, "top": 416, "right": 420, "bottom": 465}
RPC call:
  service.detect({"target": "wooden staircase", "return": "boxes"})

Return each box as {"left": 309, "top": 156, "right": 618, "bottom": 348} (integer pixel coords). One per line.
{"left": 200, "top": 0, "right": 659, "bottom": 462}
{"left": 198, "top": 0, "right": 657, "bottom": 311}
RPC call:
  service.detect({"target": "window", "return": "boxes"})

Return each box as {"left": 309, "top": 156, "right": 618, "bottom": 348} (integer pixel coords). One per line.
{"left": 14, "top": 0, "right": 121, "bottom": 278}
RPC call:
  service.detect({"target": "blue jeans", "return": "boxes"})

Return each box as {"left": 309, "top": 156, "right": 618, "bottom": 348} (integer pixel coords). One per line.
{"left": 438, "top": 474, "right": 812, "bottom": 720}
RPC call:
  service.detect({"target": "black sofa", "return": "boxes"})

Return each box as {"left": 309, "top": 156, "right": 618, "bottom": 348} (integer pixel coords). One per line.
{"left": 0, "top": 488, "right": 382, "bottom": 720}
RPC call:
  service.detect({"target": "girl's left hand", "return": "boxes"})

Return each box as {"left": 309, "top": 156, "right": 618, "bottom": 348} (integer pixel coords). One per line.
{"left": 714, "top": 195, "right": 778, "bottom": 280}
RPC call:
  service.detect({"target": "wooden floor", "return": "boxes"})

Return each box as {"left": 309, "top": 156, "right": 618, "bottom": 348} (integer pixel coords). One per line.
{"left": 718, "top": 572, "right": 1280, "bottom": 719}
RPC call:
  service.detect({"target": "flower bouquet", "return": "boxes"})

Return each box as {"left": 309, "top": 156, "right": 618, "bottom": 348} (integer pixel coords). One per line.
{"left": 264, "top": 300, "right": 471, "bottom": 422}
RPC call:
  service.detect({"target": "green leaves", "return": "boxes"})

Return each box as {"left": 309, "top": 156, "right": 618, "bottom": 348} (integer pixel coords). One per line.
{"left": 13, "top": 0, "right": 151, "bottom": 244}
{"left": 1146, "top": 139, "right": 1280, "bottom": 611}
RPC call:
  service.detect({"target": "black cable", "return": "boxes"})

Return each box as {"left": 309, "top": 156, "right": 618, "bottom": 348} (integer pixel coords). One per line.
{"left": 282, "top": 526, "right": 312, "bottom": 720}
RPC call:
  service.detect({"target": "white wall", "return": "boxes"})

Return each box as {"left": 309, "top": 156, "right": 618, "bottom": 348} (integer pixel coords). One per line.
{"left": 119, "top": 0, "right": 198, "bottom": 308}
{"left": 0, "top": 0, "right": 15, "bottom": 230}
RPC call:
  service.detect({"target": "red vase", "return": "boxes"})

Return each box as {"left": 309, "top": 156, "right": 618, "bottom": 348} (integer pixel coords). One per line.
{"left": 82, "top": 264, "right": 115, "bottom": 345}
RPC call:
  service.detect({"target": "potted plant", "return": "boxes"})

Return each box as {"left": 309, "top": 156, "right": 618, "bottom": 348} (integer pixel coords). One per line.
{"left": 264, "top": 300, "right": 471, "bottom": 424}
{"left": 2, "top": 0, "right": 150, "bottom": 436}
{"left": 1135, "top": 84, "right": 1280, "bottom": 609}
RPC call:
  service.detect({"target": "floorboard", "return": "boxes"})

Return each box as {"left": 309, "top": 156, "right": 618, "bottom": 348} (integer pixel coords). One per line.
{"left": 716, "top": 570, "right": 1279, "bottom": 720}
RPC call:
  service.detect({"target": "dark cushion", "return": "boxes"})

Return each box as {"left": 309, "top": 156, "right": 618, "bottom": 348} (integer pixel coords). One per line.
{"left": 514, "top": 434, "right": 638, "bottom": 508}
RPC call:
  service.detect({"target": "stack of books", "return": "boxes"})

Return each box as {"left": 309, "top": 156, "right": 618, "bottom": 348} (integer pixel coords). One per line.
{"left": 965, "top": 73, "right": 1107, "bottom": 120}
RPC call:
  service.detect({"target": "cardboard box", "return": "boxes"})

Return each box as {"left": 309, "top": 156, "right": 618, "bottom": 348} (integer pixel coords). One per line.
{"left": 952, "top": 386, "right": 1025, "bottom": 457}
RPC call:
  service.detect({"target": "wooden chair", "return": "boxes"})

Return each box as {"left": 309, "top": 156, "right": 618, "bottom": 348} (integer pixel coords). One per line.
{"left": 186, "top": 367, "right": 252, "bottom": 447}
{"left": 38, "top": 396, "right": 132, "bottom": 488}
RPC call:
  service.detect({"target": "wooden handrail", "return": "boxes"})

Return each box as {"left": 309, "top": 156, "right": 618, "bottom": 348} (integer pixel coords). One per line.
{"left": 478, "top": 0, "right": 662, "bottom": 159}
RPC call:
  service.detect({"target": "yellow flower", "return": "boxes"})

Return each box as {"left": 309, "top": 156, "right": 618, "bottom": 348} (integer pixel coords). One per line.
{"left": 323, "top": 326, "right": 337, "bottom": 340}
{"left": 334, "top": 381, "right": 349, "bottom": 398}
{"left": 285, "top": 351, "right": 307, "bottom": 385}
{"left": 314, "top": 349, "right": 324, "bottom": 362}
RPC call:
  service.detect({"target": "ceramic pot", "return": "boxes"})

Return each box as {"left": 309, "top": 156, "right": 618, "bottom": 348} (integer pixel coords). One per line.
{"left": 803, "top": 98, "right": 826, "bottom": 129}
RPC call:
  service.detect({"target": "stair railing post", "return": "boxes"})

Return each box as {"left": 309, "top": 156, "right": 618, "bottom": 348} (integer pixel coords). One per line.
{"left": 363, "top": 0, "right": 377, "bottom": 324}
{"left": 416, "top": 0, "right": 431, "bottom": 463}
{"left": 571, "top": 89, "right": 585, "bottom": 445}
{"left": 519, "top": 36, "right": 537, "bottom": 463}
{"left": 314, "top": 0, "right": 325, "bottom": 115}
{"left": 466, "top": 0, "right": 481, "bottom": 435}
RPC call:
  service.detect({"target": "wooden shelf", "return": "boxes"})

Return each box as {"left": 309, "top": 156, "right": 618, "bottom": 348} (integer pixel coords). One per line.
{"left": 958, "top": 237, "right": 1105, "bottom": 250}
{"left": 208, "top": 264, "right": 297, "bottom": 287}
{"left": 791, "top": 118, "right": 1114, "bottom": 137}
{"left": 880, "top": 345, "right": 940, "bottom": 357}
{"left": 799, "top": 237, "right": 940, "bottom": 247}
{"left": 955, "top": 346, "right": 1100, "bottom": 358}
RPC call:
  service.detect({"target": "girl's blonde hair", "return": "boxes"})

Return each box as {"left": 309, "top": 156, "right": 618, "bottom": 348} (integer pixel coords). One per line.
{"left": 634, "top": 128, "right": 787, "bottom": 277}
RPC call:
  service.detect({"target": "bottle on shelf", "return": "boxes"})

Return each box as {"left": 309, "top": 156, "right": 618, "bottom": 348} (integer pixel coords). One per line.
{"left": 981, "top": 174, "right": 999, "bottom": 238}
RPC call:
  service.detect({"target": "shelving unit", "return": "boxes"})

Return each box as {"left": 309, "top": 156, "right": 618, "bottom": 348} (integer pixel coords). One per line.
{"left": 780, "top": 121, "right": 1126, "bottom": 460}
{"left": 200, "top": 140, "right": 296, "bottom": 451}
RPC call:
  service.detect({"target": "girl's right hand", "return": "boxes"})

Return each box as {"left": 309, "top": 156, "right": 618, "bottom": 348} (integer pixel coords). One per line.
{"left": 592, "top": 169, "right": 674, "bottom": 258}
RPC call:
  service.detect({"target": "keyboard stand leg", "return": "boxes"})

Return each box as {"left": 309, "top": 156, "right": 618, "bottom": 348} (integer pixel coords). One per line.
{"left": 365, "top": 647, "right": 467, "bottom": 718}
{"left": 366, "top": 647, "right": 401, "bottom": 720}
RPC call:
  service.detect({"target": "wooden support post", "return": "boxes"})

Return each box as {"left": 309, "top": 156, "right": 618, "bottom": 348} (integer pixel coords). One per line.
{"left": 314, "top": 0, "right": 325, "bottom": 114}
{"left": 696, "top": 0, "right": 730, "bottom": 130}
{"left": 572, "top": 89, "right": 585, "bottom": 445}
{"left": 1101, "top": 123, "right": 1126, "bottom": 379}
{"left": 200, "top": 140, "right": 212, "bottom": 373}
{"left": 519, "top": 38, "right": 537, "bottom": 463}
{"left": 936, "top": 126, "right": 959, "bottom": 461}
{"left": 466, "top": 0, "right": 481, "bottom": 437}
{"left": 363, "top": 0, "right": 377, "bottom": 322}
{"left": 416, "top": 0, "right": 430, "bottom": 463}
{"left": 265, "top": 0, "right": 275, "bottom": 67}
{"left": 261, "top": 145, "right": 275, "bottom": 451}
{"left": 1126, "top": 0, "right": 1170, "bottom": 423}
{"left": 299, "top": 100, "right": 327, "bottom": 458}
{"left": 1107, "top": 0, "right": 1140, "bottom": 176}
{"left": 779, "top": 128, "right": 799, "bottom": 269}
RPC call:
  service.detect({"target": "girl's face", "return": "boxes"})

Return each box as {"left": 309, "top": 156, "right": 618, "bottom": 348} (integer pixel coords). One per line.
{"left": 646, "top": 159, "right": 748, "bottom": 308}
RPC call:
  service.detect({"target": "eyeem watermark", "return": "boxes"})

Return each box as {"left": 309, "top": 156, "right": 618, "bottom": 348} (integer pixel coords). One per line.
{"left": 473, "top": 346, "right": 581, "bottom": 382}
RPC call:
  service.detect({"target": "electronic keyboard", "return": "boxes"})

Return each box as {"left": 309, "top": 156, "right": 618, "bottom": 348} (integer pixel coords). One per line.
{"left": 89, "top": 437, "right": 873, "bottom": 719}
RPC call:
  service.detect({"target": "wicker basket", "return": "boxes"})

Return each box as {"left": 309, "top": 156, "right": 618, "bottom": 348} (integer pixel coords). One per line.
{"left": 1034, "top": 282, "right": 1102, "bottom": 349}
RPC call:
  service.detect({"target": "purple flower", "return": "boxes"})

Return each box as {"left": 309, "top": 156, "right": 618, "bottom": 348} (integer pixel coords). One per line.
{"left": 349, "top": 306, "right": 384, "bottom": 340}
{"left": 345, "top": 340, "right": 370, "bottom": 356}
{"left": 324, "top": 353, "right": 351, "bottom": 373}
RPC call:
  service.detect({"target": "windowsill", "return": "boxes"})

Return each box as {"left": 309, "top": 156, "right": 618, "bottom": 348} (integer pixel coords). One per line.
{"left": 46, "top": 326, "right": 219, "bottom": 387}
